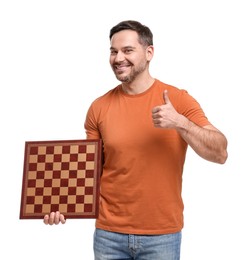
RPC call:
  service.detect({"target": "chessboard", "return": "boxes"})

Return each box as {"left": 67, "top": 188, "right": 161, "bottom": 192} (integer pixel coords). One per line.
{"left": 19, "top": 139, "right": 102, "bottom": 219}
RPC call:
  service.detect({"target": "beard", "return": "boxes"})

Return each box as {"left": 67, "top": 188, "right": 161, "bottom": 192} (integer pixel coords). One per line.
{"left": 113, "top": 61, "right": 148, "bottom": 83}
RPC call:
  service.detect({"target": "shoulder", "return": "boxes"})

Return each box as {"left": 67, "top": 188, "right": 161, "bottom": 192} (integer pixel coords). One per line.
{"left": 154, "top": 79, "right": 184, "bottom": 93}
{"left": 154, "top": 79, "right": 188, "bottom": 101}
{"left": 86, "top": 85, "right": 121, "bottom": 118}
{"left": 154, "top": 78, "right": 202, "bottom": 110}
{"left": 90, "top": 85, "right": 120, "bottom": 106}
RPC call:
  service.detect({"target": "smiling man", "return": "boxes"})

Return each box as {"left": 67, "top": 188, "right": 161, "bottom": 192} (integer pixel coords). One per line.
{"left": 44, "top": 20, "right": 228, "bottom": 260}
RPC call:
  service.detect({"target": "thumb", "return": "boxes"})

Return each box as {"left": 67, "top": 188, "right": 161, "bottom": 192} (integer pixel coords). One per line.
{"left": 163, "top": 90, "right": 170, "bottom": 104}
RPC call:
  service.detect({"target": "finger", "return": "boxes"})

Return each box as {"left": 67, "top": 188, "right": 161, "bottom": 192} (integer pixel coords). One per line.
{"left": 54, "top": 211, "right": 60, "bottom": 225}
{"left": 60, "top": 214, "right": 66, "bottom": 224}
{"left": 152, "top": 106, "right": 161, "bottom": 114}
{"left": 152, "top": 113, "right": 162, "bottom": 121}
{"left": 163, "top": 90, "right": 170, "bottom": 104}
{"left": 49, "top": 212, "right": 55, "bottom": 225}
{"left": 43, "top": 214, "right": 49, "bottom": 225}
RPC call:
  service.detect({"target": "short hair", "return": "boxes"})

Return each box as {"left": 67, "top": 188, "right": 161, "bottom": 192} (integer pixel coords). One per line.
{"left": 109, "top": 20, "right": 153, "bottom": 47}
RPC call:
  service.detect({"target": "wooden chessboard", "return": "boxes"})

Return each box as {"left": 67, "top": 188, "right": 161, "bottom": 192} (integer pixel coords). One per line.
{"left": 19, "top": 139, "right": 102, "bottom": 219}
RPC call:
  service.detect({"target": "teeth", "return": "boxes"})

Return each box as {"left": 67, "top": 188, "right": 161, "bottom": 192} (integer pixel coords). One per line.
{"left": 116, "top": 64, "right": 127, "bottom": 69}
{"left": 115, "top": 63, "right": 128, "bottom": 67}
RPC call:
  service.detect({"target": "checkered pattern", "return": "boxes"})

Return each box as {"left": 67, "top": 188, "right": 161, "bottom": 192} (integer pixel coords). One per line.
{"left": 20, "top": 139, "right": 102, "bottom": 219}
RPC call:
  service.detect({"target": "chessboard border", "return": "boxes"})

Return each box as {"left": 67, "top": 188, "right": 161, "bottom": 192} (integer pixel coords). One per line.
{"left": 19, "top": 139, "right": 102, "bottom": 219}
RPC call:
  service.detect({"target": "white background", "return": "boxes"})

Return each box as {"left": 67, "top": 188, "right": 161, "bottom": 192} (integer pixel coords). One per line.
{"left": 0, "top": 0, "right": 245, "bottom": 259}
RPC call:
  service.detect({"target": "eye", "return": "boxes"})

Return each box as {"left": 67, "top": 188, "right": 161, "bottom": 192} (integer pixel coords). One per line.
{"left": 110, "top": 50, "right": 118, "bottom": 55}
{"left": 124, "top": 48, "right": 133, "bottom": 54}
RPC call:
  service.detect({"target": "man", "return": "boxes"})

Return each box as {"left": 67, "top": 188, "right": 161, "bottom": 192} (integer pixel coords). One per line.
{"left": 44, "top": 20, "right": 228, "bottom": 260}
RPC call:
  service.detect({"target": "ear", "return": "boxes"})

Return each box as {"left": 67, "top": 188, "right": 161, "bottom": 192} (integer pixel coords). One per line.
{"left": 146, "top": 45, "right": 154, "bottom": 61}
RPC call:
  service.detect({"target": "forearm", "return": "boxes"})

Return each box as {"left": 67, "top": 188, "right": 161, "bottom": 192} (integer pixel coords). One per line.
{"left": 176, "top": 115, "right": 228, "bottom": 164}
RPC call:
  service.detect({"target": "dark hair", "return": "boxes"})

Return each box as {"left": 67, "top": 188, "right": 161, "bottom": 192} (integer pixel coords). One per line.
{"left": 109, "top": 20, "right": 153, "bottom": 47}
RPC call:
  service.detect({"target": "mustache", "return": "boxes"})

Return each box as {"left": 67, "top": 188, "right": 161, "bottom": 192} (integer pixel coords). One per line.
{"left": 113, "top": 62, "right": 132, "bottom": 68}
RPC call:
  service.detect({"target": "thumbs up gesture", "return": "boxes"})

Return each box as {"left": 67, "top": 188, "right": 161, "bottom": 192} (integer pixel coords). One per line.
{"left": 152, "top": 90, "right": 181, "bottom": 129}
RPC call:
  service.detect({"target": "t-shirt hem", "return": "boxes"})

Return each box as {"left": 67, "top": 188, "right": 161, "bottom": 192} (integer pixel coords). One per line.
{"left": 95, "top": 223, "right": 183, "bottom": 235}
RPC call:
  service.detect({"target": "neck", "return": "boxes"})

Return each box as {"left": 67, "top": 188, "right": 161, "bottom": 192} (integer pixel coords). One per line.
{"left": 121, "top": 76, "right": 155, "bottom": 95}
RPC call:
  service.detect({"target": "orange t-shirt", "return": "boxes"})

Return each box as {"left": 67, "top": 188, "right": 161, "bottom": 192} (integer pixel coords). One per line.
{"left": 84, "top": 79, "right": 210, "bottom": 235}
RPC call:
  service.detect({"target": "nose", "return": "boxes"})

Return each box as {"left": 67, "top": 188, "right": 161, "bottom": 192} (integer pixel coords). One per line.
{"left": 114, "top": 51, "right": 125, "bottom": 62}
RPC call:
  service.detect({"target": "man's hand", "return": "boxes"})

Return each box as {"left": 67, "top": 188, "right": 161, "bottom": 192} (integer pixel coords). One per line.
{"left": 43, "top": 211, "right": 66, "bottom": 225}
{"left": 152, "top": 90, "right": 181, "bottom": 129}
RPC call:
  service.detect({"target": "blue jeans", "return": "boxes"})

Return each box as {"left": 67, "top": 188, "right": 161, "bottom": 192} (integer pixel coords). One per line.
{"left": 93, "top": 228, "right": 182, "bottom": 260}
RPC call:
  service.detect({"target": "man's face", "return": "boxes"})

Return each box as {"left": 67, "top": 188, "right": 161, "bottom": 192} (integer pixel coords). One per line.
{"left": 109, "top": 30, "right": 151, "bottom": 83}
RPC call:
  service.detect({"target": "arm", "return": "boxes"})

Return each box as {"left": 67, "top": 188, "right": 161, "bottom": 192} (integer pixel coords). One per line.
{"left": 152, "top": 90, "right": 228, "bottom": 164}
{"left": 84, "top": 102, "right": 101, "bottom": 139}
{"left": 175, "top": 117, "right": 227, "bottom": 164}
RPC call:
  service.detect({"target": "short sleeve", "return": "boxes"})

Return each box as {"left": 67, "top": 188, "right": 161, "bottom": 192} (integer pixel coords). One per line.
{"left": 178, "top": 90, "right": 211, "bottom": 127}
{"left": 84, "top": 102, "right": 101, "bottom": 139}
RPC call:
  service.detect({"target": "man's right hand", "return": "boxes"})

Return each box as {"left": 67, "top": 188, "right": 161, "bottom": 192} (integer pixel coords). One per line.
{"left": 43, "top": 211, "right": 66, "bottom": 225}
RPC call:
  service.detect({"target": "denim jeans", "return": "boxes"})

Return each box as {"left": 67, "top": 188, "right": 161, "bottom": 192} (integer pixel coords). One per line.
{"left": 93, "top": 228, "right": 182, "bottom": 260}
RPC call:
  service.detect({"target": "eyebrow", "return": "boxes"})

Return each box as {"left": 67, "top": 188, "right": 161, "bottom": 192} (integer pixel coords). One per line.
{"left": 110, "top": 46, "right": 136, "bottom": 51}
